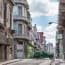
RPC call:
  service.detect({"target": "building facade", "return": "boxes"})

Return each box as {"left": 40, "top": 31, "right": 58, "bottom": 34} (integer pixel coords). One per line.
{"left": 37, "top": 32, "right": 44, "bottom": 51}
{"left": 57, "top": 0, "right": 65, "bottom": 59}
{"left": 32, "top": 24, "right": 40, "bottom": 52}
{"left": 56, "top": 31, "right": 64, "bottom": 59}
{"left": 42, "top": 36, "right": 47, "bottom": 52}
{"left": 46, "top": 43, "right": 54, "bottom": 54}
{"left": 37, "top": 32, "right": 47, "bottom": 52}
{"left": 0, "top": 0, "right": 14, "bottom": 61}
{"left": 13, "top": 0, "right": 32, "bottom": 59}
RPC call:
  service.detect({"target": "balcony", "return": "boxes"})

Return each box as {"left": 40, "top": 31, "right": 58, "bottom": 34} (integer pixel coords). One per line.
{"left": 13, "top": 33, "right": 30, "bottom": 41}
{"left": 14, "top": 0, "right": 28, "bottom": 8}
{"left": 13, "top": 15, "right": 30, "bottom": 23}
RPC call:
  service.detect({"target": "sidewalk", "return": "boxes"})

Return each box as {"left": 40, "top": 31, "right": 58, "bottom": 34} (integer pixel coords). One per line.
{"left": 50, "top": 59, "right": 65, "bottom": 65}
{"left": 39, "top": 59, "right": 51, "bottom": 65}
{"left": 0, "top": 59, "right": 22, "bottom": 65}
{"left": 0, "top": 59, "right": 34, "bottom": 65}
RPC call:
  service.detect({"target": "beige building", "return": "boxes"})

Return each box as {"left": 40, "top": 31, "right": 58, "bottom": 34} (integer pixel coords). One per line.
{"left": 0, "top": 0, "right": 14, "bottom": 61}
{"left": 13, "top": 0, "right": 32, "bottom": 59}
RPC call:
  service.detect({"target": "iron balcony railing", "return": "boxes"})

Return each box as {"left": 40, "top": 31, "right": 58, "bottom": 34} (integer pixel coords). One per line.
{"left": 13, "top": 15, "right": 31, "bottom": 23}
{"left": 13, "top": 33, "right": 30, "bottom": 40}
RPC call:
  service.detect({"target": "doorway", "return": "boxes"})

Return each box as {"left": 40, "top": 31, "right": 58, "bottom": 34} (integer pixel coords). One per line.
{"left": 0, "top": 45, "right": 7, "bottom": 61}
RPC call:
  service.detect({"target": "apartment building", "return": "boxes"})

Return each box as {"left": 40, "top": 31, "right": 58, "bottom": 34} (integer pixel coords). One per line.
{"left": 46, "top": 43, "right": 54, "bottom": 54}
{"left": 0, "top": 0, "right": 14, "bottom": 61}
{"left": 13, "top": 0, "right": 32, "bottom": 59}
{"left": 32, "top": 24, "right": 40, "bottom": 52}
{"left": 37, "top": 32, "right": 44, "bottom": 51}
{"left": 57, "top": 0, "right": 65, "bottom": 59}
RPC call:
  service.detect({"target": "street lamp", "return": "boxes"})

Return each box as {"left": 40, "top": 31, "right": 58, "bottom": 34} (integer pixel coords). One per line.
{"left": 48, "top": 22, "right": 64, "bottom": 59}
{"left": 48, "top": 22, "right": 64, "bottom": 31}
{"left": 48, "top": 22, "right": 57, "bottom": 24}
{"left": 48, "top": 22, "right": 57, "bottom": 59}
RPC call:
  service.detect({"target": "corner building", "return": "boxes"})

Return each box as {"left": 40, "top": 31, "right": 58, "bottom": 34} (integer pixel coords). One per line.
{"left": 13, "top": 0, "right": 32, "bottom": 59}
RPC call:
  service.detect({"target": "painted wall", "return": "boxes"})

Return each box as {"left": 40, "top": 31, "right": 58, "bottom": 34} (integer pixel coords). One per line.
{"left": 26, "top": 43, "right": 34, "bottom": 58}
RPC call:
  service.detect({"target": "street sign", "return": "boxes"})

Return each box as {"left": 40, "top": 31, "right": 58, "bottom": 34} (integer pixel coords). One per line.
{"left": 56, "top": 33, "right": 63, "bottom": 40}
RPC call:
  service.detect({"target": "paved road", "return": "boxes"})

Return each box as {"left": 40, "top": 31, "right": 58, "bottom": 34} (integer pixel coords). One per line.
{"left": 0, "top": 59, "right": 51, "bottom": 65}
{"left": 1, "top": 59, "right": 65, "bottom": 65}
{"left": 50, "top": 59, "right": 65, "bottom": 65}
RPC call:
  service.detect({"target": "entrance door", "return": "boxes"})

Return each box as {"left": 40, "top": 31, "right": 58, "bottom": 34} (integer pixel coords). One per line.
{"left": 16, "top": 42, "right": 25, "bottom": 59}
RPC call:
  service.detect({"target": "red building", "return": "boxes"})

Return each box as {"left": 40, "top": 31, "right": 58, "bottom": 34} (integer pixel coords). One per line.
{"left": 37, "top": 32, "right": 47, "bottom": 52}
{"left": 37, "top": 32, "right": 44, "bottom": 44}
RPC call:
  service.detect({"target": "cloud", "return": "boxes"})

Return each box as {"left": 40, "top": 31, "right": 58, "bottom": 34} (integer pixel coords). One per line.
{"left": 29, "top": 0, "right": 48, "bottom": 17}
{"left": 37, "top": 25, "right": 44, "bottom": 32}
{"left": 36, "top": 23, "right": 57, "bottom": 46}
{"left": 27, "top": 0, "right": 59, "bottom": 17}
{"left": 44, "top": 23, "right": 57, "bottom": 46}
{"left": 48, "top": 2, "right": 59, "bottom": 16}
{"left": 30, "top": 2, "right": 48, "bottom": 13}
{"left": 27, "top": 0, "right": 32, "bottom": 5}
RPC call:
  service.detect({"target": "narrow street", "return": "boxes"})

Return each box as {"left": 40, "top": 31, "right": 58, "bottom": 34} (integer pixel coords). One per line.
{"left": 1, "top": 59, "right": 65, "bottom": 65}
{"left": 0, "top": 0, "right": 65, "bottom": 65}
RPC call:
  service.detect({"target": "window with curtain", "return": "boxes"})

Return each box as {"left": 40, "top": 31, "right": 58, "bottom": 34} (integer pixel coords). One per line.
{"left": 18, "top": 6, "right": 22, "bottom": 16}
{"left": 18, "top": 24, "right": 22, "bottom": 35}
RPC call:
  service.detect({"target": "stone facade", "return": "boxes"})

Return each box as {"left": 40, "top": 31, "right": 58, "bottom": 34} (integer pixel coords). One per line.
{"left": 0, "top": 0, "right": 14, "bottom": 61}
{"left": 57, "top": 0, "right": 65, "bottom": 59}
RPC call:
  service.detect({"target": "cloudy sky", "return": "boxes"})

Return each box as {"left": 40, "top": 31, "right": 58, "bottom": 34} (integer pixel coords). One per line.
{"left": 27, "top": 0, "right": 59, "bottom": 46}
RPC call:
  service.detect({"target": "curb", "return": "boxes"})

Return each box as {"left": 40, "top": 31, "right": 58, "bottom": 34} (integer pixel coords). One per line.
{"left": 0, "top": 59, "right": 22, "bottom": 65}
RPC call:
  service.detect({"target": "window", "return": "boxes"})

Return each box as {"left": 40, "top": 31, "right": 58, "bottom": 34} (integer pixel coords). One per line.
{"left": 13, "top": 6, "right": 22, "bottom": 16}
{"left": 18, "top": 6, "right": 22, "bottom": 16}
{"left": 13, "top": 21, "right": 18, "bottom": 32}
{"left": 13, "top": 6, "right": 18, "bottom": 16}
{"left": 18, "top": 24, "right": 22, "bottom": 35}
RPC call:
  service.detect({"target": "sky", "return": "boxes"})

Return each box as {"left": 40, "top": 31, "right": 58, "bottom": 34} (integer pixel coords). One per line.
{"left": 27, "top": 0, "right": 59, "bottom": 46}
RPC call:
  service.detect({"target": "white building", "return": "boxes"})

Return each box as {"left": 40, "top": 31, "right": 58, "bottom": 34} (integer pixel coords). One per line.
{"left": 47, "top": 43, "right": 54, "bottom": 54}
{"left": 13, "top": 0, "right": 32, "bottom": 59}
{"left": 42, "top": 36, "right": 47, "bottom": 52}
{"left": 32, "top": 24, "right": 40, "bottom": 52}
